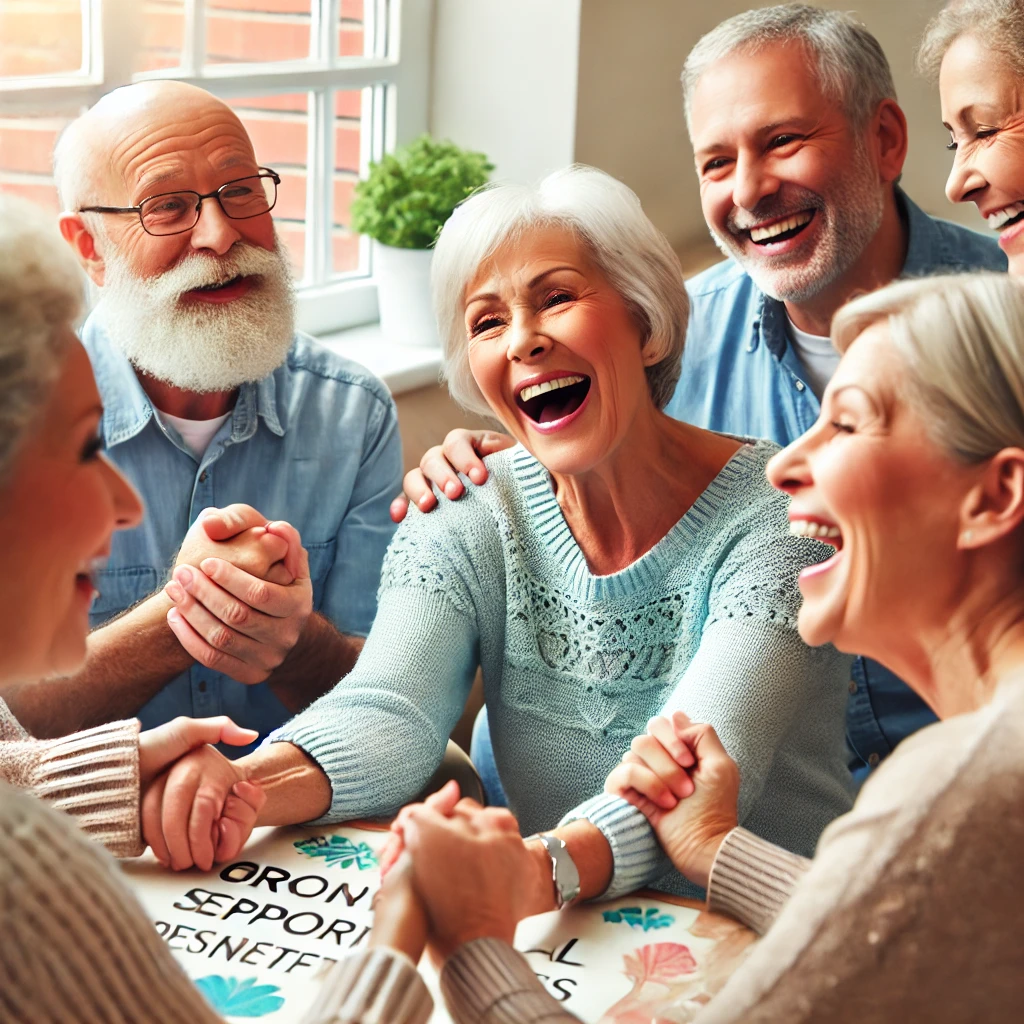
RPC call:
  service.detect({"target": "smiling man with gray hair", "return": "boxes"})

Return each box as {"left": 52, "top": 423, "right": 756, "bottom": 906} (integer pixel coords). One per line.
{"left": 0, "top": 80, "right": 402, "bottom": 749}
{"left": 395, "top": 4, "right": 1008, "bottom": 778}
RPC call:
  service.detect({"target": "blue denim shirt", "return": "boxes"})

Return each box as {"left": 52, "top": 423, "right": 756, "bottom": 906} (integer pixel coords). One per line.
{"left": 83, "top": 317, "right": 402, "bottom": 742}
{"left": 666, "top": 190, "right": 1007, "bottom": 769}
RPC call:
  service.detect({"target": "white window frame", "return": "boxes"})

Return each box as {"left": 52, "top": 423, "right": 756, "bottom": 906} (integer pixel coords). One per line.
{"left": 0, "top": 0, "right": 431, "bottom": 334}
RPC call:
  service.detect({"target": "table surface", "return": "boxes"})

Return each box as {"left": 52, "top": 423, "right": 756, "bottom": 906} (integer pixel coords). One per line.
{"left": 122, "top": 821, "right": 756, "bottom": 1023}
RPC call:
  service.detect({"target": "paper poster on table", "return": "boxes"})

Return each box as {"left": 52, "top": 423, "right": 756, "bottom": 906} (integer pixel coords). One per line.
{"left": 121, "top": 823, "right": 754, "bottom": 1023}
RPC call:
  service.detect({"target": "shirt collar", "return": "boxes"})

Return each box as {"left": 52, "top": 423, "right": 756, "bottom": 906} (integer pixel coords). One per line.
{"left": 898, "top": 186, "right": 957, "bottom": 275}
{"left": 85, "top": 316, "right": 287, "bottom": 447}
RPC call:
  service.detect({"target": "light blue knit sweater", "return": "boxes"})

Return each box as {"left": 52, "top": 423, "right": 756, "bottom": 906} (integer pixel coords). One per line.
{"left": 270, "top": 439, "right": 854, "bottom": 898}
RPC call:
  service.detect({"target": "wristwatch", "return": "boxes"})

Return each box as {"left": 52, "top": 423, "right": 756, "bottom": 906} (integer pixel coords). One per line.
{"left": 528, "top": 833, "right": 581, "bottom": 909}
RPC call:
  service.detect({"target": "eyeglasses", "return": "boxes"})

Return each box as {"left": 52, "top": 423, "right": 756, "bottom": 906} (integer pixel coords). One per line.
{"left": 78, "top": 169, "right": 281, "bottom": 237}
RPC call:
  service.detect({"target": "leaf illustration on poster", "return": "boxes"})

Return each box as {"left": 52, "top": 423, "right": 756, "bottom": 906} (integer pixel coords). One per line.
{"left": 601, "top": 905, "right": 676, "bottom": 931}
{"left": 194, "top": 975, "right": 285, "bottom": 1017}
{"left": 293, "top": 834, "right": 378, "bottom": 870}
{"left": 598, "top": 943, "right": 705, "bottom": 1024}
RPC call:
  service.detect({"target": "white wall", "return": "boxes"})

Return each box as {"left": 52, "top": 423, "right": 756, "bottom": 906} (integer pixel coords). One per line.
{"left": 429, "top": 0, "right": 582, "bottom": 184}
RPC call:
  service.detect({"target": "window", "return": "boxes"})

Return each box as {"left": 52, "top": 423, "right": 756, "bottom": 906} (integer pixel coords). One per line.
{"left": 0, "top": 0, "right": 431, "bottom": 334}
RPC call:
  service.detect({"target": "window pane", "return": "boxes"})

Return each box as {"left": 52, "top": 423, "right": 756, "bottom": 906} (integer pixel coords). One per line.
{"left": 339, "top": 0, "right": 367, "bottom": 58}
{"left": 332, "top": 89, "right": 364, "bottom": 275}
{"left": 137, "top": 0, "right": 186, "bottom": 73}
{"left": 0, "top": 0, "right": 83, "bottom": 78}
{"left": 206, "top": 1, "right": 312, "bottom": 65}
{"left": 229, "top": 94, "right": 308, "bottom": 278}
{"left": 0, "top": 115, "right": 67, "bottom": 215}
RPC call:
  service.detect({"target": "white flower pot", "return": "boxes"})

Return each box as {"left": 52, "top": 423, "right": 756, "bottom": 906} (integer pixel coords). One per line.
{"left": 374, "top": 242, "right": 439, "bottom": 347}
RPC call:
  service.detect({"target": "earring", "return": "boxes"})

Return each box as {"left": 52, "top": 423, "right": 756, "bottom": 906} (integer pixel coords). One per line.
{"left": 963, "top": 529, "right": 974, "bottom": 545}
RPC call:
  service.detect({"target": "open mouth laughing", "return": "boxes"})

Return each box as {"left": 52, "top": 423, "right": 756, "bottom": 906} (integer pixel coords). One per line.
{"left": 515, "top": 373, "right": 592, "bottom": 428}
{"left": 745, "top": 210, "right": 816, "bottom": 247}
{"left": 790, "top": 516, "right": 844, "bottom": 582}
{"left": 988, "top": 202, "right": 1024, "bottom": 232}
{"left": 182, "top": 274, "right": 255, "bottom": 303}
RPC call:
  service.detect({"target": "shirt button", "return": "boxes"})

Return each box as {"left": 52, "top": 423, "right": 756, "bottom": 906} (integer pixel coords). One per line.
{"left": 199, "top": 470, "right": 208, "bottom": 482}
{"left": 848, "top": 679, "right": 858, "bottom": 694}
{"left": 198, "top": 680, "right": 207, "bottom": 693}
{"left": 868, "top": 752, "right": 881, "bottom": 767}
{"left": 794, "top": 379, "right": 806, "bottom": 392}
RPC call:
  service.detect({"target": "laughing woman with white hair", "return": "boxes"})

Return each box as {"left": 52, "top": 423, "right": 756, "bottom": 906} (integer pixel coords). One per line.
{"left": 153, "top": 165, "right": 855, "bottom": 913}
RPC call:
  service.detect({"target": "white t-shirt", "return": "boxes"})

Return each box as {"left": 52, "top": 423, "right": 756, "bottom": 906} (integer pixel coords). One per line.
{"left": 159, "top": 410, "right": 231, "bottom": 461}
{"left": 786, "top": 316, "right": 841, "bottom": 401}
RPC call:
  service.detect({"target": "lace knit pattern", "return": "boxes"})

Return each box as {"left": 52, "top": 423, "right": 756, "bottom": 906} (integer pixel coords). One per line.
{"left": 273, "top": 440, "right": 854, "bottom": 896}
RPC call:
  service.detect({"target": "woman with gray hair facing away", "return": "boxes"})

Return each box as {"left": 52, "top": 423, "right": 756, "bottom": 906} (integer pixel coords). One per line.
{"left": 151, "top": 165, "right": 855, "bottom": 917}
{"left": 0, "top": 193, "right": 431, "bottom": 1022}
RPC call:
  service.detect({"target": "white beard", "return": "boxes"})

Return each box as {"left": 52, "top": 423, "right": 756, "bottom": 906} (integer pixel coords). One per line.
{"left": 95, "top": 238, "right": 296, "bottom": 393}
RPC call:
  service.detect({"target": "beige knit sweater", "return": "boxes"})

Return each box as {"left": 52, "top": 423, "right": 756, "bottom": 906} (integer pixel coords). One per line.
{"left": 0, "top": 699, "right": 432, "bottom": 1024}
{"left": 437, "top": 673, "right": 1024, "bottom": 1022}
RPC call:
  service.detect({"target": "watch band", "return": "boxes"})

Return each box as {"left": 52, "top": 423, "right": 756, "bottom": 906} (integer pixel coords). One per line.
{"left": 530, "top": 833, "right": 581, "bottom": 909}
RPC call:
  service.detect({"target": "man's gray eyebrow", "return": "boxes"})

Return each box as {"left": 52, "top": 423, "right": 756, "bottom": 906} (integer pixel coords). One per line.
{"left": 136, "top": 155, "right": 252, "bottom": 196}
{"left": 694, "top": 117, "right": 816, "bottom": 156}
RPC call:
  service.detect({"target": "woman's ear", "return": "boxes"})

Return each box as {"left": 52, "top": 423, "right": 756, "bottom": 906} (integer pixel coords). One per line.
{"left": 958, "top": 448, "right": 1024, "bottom": 550}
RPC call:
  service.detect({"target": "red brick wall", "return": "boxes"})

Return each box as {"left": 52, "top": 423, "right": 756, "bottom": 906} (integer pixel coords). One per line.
{"left": 0, "top": 0, "right": 366, "bottom": 278}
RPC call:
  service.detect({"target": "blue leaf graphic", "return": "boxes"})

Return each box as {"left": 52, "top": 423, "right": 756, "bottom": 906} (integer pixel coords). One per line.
{"left": 602, "top": 905, "right": 675, "bottom": 931}
{"left": 294, "top": 835, "right": 378, "bottom": 870}
{"left": 195, "top": 975, "right": 285, "bottom": 1017}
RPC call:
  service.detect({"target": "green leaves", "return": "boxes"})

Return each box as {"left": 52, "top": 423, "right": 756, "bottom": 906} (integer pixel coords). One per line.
{"left": 350, "top": 134, "right": 493, "bottom": 249}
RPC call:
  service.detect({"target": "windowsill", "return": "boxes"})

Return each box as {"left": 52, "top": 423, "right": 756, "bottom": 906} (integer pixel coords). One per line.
{"left": 316, "top": 322, "right": 444, "bottom": 397}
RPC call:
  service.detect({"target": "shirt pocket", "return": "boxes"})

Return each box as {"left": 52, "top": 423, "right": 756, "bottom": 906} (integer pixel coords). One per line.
{"left": 90, "top": 566, "right": 161, "bottom": 629}
{"left": 306, "top": 538, "right": 338, "bottom": 609}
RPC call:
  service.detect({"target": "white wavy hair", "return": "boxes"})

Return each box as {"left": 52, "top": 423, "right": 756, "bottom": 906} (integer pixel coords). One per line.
{"left": 832, "top": 273, "right": 1024, "bottom": 463}
{"left": 431, "top": 165, "right": 689, "bottom": 417}
{"left": 0, "top": 194, "right": 85, "bottom": 483}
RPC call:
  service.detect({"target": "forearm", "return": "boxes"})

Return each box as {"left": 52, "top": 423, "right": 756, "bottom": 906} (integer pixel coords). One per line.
{"left": 243, "top": 741, "right": 334, "bottom": 826}
{"left": 0, "top": 593, "right": 191, "bottom": 736}
{"left": 519, "top": 817, "right": 616, "bottom": 917}
{"left": 267, "top": 612, "right": 364, "bottom": 713}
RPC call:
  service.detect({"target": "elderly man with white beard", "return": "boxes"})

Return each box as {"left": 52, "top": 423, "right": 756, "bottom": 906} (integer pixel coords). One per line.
{"left": 0, "top": 81, "right": 402, "bottom": 748}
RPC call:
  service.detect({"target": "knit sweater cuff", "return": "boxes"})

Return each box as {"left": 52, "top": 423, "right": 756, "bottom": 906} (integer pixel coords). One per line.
{"left": 559, "top": 793, "right": 668, "bottom": 900}
{"left": 261, "top": 729, "right": 382, "bottom": 824}
{"left": 303, "top": 947, "right": 432, "bottom": 1024}
{"left": 442, "top": 938, "right": 571, "bottom": 1024}
{"left": 30, "top": 720, "right": 143, "bottom": 858}
{"left": 706, "top": 827, "right": 812, "bottom": 935}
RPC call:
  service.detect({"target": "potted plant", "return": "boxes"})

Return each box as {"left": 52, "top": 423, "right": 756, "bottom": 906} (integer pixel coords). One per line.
{"left": 351, "top": 134, "right": 493, "bottom": 347}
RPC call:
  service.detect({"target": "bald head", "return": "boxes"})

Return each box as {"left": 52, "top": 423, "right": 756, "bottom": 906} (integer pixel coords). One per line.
{"left": 54, "top": 82, "right": 254, "bottom": 212}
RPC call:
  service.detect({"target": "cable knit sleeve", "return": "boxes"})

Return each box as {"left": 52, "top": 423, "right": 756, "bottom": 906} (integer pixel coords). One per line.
{"left": 266, "top": 493, "right": 502, "bottom": 822}
{"left": 0, "top": 698, "right": 143, "bottom": 858}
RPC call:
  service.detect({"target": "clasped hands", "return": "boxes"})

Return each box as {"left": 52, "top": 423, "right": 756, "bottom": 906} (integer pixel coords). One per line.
{"left": 369, "top": 712, "right": 743, "bottom": 966}
{"left": 135, "top": 503, "right": 314, "bottom": 868}
{"left": 164, "top": 503, "right": 314, "bottom": 684}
